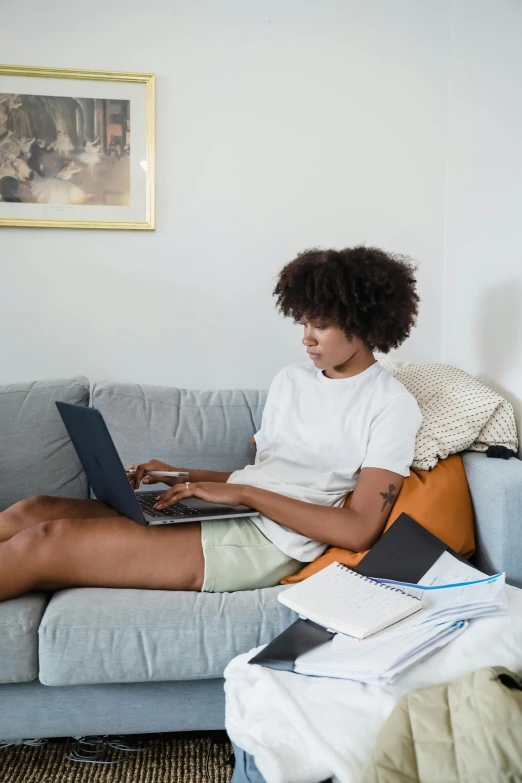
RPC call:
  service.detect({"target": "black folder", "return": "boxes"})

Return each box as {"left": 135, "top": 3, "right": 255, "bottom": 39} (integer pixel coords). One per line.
{"left": 356, "top": 511, "right": 448, "bottom": 582}
{"left": 248, "top": 619, "right": 335, "bottom": 673}
{"left": 249, "top": 513, "right": 452, "bottom": 671}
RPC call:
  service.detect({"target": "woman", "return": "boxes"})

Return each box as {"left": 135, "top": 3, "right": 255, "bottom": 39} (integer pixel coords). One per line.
{"left": 0, "top": 246, "right": 421, "bottom": 601}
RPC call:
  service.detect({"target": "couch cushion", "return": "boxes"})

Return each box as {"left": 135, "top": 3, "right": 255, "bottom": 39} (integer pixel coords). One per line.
{"left": 92, "top": 383, "right": 266, "bottom": 472}
{"left": 0, "top": 593, "right": 48, "bottom": 683}
{"left": 0, "top": 377, "right": 90, "bottom": 510}
{"left": 38, "top": 586, "right": 295, "bottom": 686}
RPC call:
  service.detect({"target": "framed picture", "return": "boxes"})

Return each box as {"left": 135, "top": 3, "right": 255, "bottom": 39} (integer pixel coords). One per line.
{"left": 0, "top": 64, "right": 155, "bottom": 230}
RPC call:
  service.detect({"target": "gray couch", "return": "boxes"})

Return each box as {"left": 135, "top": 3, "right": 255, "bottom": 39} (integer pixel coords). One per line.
{"left": 1, "top": 376, "right": 521, "bottom": 742}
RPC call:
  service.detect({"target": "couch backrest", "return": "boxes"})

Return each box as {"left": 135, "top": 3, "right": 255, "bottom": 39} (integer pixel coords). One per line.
{"left": 92, "top": 382, "right": 267, "bottom": 473}
{"left": 0, "top": 377, "right": 90, "bottom": 511}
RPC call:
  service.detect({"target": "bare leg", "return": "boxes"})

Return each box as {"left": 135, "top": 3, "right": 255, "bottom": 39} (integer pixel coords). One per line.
{"left": 0, "top": 517, "right": 204, "bottom": 601}
{"left": 0, "top": 495, "right": 120, "bottom": 543}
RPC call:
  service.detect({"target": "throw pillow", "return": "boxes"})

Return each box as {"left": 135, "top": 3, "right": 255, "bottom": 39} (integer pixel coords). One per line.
{"left": 389, "top": 363, "right": 518, "bottom": 470}
{"left": 281, "top": 454, "right": 474, "bottom": 585}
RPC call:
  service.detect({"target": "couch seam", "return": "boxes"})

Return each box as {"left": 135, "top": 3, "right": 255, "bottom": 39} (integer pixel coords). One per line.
{"left": 0, "top": 382, "right": 89, "bottom": 396}
{"left": 39, "top": 621, "right": 279, "bottom": 629}
{"left": 92, "top": 390, "right": 265, "bottom": 409}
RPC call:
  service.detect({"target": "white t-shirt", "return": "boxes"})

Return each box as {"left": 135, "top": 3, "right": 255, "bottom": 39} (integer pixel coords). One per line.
{"left": 227, "top": 360, "right": 422, "bottom": 562}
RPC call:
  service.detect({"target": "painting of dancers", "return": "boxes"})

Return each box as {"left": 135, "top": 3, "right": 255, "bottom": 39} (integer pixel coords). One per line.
{"left": 0, "top": 93, "right": 130, "bottom": 206}
{"left": 0, "top": 64, "right": 155, "bottom": 230}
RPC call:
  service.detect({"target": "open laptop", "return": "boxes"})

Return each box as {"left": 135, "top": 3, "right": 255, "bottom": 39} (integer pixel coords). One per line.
{"left": 55, "top": 402, "right": 259, "bottom": 525}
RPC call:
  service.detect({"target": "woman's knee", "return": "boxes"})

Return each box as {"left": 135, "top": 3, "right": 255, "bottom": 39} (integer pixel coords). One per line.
{"left": 10, "top": 518, "right": 74, "bottom": 559}
{"left": 5, "top": 519, "right": 75, "bottom": 592}
{"left": 7, "top": 494, "right": 60, "bottom": 520}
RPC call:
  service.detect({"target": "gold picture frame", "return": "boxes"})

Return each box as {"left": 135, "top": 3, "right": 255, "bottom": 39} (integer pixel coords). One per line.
{"left": 0, "top": 64, "right": 155, "bottom": 230}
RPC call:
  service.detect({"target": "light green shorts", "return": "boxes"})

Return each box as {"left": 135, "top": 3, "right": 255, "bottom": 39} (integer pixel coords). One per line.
{"left": 200, "top": 517, "right": 303, "bottom": 593}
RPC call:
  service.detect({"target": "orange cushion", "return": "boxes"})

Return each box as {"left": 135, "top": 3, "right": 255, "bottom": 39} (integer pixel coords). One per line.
{"left": 281, "top": 454, "right": 475, "bottom": 585}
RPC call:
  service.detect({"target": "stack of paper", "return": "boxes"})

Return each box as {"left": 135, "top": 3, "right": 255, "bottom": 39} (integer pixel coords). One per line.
{"left": 294, "top": 553, "right": 507, "bottom": 685}
{"left": 295, "top": 618, "right": 468, "bottom": 685}
{"left": 377, "top": 552, "right": 508, "bottom": 625}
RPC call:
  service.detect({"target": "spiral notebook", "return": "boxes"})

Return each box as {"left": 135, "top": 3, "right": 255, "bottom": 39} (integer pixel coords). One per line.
{"left": 249, "top": 514, "right": 449, "bottom": 670}
{"left": 278, "top": 562, "right": 423, "bottom": 639}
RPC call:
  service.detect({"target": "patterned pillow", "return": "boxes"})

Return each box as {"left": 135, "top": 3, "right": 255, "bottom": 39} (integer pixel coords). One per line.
{"left": 380, "top": 361, "right": 519, "bottom": 470}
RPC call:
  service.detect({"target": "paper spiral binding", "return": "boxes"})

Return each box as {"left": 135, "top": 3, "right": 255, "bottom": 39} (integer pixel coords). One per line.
{"left": 334, "top": 562, "right": 421, "bottom": 600}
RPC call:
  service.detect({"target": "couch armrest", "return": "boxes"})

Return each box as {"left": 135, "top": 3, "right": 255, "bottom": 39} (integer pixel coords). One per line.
{"left": 462, "top": 452, "right": 522, "bottom": 588}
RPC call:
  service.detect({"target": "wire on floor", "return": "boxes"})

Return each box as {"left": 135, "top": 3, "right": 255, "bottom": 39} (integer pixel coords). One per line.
{"left": 0, "top": 739, "right": 48, "bottom": 749}
{"left": 205, "top": 738, "right": 215, "bottom": 783}
{"left": 65, "top": 735, "right": 141, "bottom": 764}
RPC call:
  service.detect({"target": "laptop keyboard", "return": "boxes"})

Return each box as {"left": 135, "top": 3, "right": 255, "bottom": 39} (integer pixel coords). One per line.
{"left": 136, "top": 492, "right": 202, "bottom": 518}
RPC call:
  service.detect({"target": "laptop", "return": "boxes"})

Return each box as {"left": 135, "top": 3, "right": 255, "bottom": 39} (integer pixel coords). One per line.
{"left": 55, "top": 402, "right": 259, "bottom": 526}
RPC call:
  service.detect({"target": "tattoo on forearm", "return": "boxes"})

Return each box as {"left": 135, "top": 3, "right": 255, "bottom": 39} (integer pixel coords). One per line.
{"left": 380, "top": 484, "right": 397, "bottom": 512}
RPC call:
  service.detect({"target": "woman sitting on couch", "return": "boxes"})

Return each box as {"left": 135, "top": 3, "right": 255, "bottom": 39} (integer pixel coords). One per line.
{"left": 0, "top": 246, "right": 421, "bottom": 600}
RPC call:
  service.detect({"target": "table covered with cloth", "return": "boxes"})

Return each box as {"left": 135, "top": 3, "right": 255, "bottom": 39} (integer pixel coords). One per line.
{"left": 225, "top": 586, "right": 522, "bottom": 783}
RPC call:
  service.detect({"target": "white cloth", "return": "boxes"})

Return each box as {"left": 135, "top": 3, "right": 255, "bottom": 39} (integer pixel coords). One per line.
{"left": 224, "top": 586, "right": 522, "bottom": 783}
{"left": 228, "top": 360, "right": 422, "bottom": 561}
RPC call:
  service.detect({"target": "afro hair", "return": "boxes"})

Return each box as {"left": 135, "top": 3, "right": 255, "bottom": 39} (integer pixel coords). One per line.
{"left": 273, "top": 246, "right": 419, "bottom": 353}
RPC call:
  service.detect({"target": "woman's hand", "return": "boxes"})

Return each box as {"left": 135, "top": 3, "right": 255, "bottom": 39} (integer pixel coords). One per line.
{"left": 153, "top": 481, "right": 247, "bottom": 510}
{"left": 126, "top": 460, "right": 185, "bottom": 490}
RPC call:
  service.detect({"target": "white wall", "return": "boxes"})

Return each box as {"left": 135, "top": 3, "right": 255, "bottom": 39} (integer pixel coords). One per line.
{"left": 2, "top": 0, "right": 520, "bottom": 437}
{"left": 443, "top": 0, "right": 522, "bottom": 436}
{"left": 0, "top": 0, "right": 451, "bottom": 390}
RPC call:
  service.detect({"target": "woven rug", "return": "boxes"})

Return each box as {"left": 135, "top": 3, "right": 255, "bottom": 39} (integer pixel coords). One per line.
{"left": 0, "top": 736, "right": 234, "bottom": 783}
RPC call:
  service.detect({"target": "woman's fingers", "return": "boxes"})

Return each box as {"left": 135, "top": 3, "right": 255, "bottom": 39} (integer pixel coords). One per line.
{"left": 154, "top": 484, "right": 193, "bottom": 509}
{"left": 152, "top": 481, "right": 243, "bottom": 509}
{"left": 129, "top": 460, "right": 178, "bottom": 489}
{"left": 133, "top": 462, "right": 158, "bottom": 489}
{"left": 141, "top": 475, "right": 162, "bottom": 485}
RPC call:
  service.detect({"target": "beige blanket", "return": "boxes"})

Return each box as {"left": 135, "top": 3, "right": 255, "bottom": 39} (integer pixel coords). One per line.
{"left": 361, "top": 666, "right": 522, "bottom": 782}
